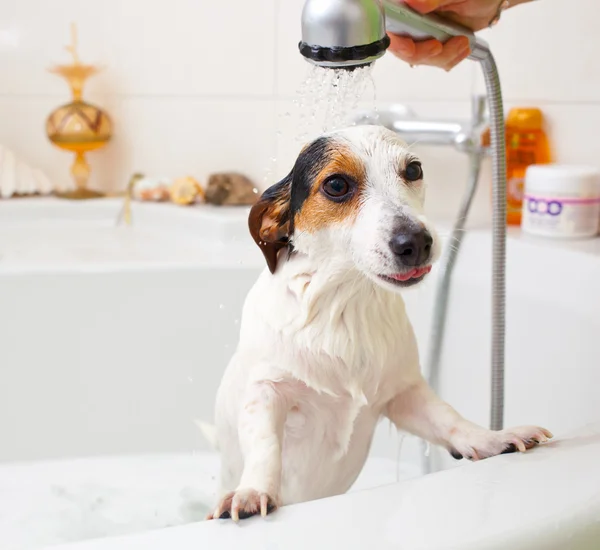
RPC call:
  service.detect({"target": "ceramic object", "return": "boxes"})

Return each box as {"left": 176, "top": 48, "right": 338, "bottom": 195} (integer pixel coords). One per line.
{"left": 46, "top": 23, "right": 112, "bottom": 200}
{"left": 169, "top": 176, "right": 204, "bottom": 206}
{"left": 131, "top": 175, "right": 173, "bottom": 202}
{"left": 205, "top": 172, "right": 258, "bottom": 206}
{"left": 0, "top": 145, "right": 56, "bottom": 199}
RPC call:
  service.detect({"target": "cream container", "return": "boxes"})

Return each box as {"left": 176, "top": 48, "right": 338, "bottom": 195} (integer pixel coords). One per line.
{"left": 521, "top": 164, "right": 600, "bottom": 239}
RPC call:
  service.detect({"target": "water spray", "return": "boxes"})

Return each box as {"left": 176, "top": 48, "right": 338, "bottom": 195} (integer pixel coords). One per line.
{"left": 298, "top": 0, "right": 507, "bottom": 437}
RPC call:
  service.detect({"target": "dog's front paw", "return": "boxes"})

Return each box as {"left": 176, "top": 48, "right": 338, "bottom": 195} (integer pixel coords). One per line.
{"left": 448, "top": 425, "right": 553, "bottom": 461}
{"left": 208, "top": 488, "right": 278, "bottom": 522}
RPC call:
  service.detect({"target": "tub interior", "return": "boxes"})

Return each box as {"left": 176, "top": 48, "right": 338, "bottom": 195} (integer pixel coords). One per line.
{"left": 2, "top": 198, "right": 600, "bottom": 549}
{"left": 0, "top": 452, "right": 419, "bottom": 549}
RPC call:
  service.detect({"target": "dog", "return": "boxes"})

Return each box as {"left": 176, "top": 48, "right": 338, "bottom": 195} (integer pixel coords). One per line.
{"left": 207, "top": 125, "right": 552, "bottom": 521}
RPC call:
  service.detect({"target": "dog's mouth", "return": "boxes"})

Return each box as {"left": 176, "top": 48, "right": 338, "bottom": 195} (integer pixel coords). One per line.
{"left": 378, "top": 265, "right": 432, "bottom": 287}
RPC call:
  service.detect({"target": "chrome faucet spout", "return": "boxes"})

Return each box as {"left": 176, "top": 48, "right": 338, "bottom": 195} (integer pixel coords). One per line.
{"left": 354, "top": 94, "right": 490, "bottom": 154}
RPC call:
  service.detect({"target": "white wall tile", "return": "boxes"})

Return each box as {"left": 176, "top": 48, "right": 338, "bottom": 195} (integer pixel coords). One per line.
{"left": 2, "top": 0, "right": 600, "bottom": 220}
{"left": 476, "top": 0, "right": 600, "bottom": 103}
{"left": 510, "top": 102, "right": 600, "bottom": 168}
{"left": 103, "top": 97, "right": 276, "bottom": 193}
{"left": 371, "top": 48, "right": 476, "bottom": 103}
{"left": 274, "top": 0, "right": 476, "bottom": 101}
{"left": 0, "top": 96, "right": 276, "bottom": 194}
{"left": 0, "top": 0, "right": 276, "bottom": 97}
{"left": 274, "top": 0, "right": 312, "bottom": 98}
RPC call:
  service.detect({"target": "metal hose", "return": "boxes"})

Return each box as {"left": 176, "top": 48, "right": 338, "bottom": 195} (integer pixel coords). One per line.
{"left": 421, "top": 150, "right": 483, "bottom": 475}
{"left": 422, "top": 51, "right": 506, "bottom": 474}
{"left": 426, "top": 151, "right": 484, "bottom": 392}
{"left": 480, "top": 52, "right": 507, "bottom": 433}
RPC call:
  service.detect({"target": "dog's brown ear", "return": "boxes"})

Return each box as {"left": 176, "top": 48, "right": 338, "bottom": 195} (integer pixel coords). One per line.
{"left": 248, "top": 172, "right": 292, "bottom": 274}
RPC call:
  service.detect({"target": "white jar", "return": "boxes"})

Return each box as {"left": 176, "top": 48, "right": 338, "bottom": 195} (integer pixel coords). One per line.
{"left": 521, "top": 164, "right": 600, "bottom": 239}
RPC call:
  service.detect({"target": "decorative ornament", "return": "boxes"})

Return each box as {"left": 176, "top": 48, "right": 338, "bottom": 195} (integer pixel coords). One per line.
{"left": 46, "top": 23, "right": 112, "bottom": 199}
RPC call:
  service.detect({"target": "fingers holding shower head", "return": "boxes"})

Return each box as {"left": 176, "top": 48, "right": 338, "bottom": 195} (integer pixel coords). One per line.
{"left": 299, "top": 0, "right": 390, "bottom": 69}
{"left": 299, "top": 0, "right": 491, "bottom": 70}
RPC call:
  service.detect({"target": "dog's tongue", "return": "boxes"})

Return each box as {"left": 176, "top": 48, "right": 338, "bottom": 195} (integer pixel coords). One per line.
{"left": 389, "top": 266, "right": 432, "bottom": 282}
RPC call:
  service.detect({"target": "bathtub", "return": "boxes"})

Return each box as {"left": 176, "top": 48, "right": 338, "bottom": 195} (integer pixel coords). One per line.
{"left": 1, "top": 198, "right": 600, "bottom": 550}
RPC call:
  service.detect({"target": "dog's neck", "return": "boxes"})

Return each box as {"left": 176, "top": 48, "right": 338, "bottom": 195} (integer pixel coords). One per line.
{"left": 287, "top": 248, "right": 400, "bottom": 300}
{"left": 241, "top": 251, "right": 414, "bottom": 400}
{"left": 280, "top": 251, "right": 409, "bottom": 368}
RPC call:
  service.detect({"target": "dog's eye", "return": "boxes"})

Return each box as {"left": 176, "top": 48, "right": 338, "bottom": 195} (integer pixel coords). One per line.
{"left": 321, "top": 176, "right": 351, "bottom": 200}
{"left": 405, "top": 161, "right": 423, "bottom": 182}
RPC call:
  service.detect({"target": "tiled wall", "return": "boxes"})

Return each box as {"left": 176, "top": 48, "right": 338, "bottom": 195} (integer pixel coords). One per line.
{"left": 0, "top": 0, "right": 597, "bottom": 220}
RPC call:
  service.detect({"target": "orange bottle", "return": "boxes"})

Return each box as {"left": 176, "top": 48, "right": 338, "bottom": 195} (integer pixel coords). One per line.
{"left": 504, "top": 108, "right": 552, "bottom": 225}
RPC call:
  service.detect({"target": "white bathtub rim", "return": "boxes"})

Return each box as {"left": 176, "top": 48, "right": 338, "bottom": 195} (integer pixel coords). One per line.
{"left": 42, "top": 422, "right": 600, "bottom": 550}
{"left": 2, "top": 198, "right": 600, "bottom": 277}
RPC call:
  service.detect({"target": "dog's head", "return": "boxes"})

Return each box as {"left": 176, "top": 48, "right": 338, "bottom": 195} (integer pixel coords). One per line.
{"left": 249, "top": 125, "right": 440, "bottom": 290}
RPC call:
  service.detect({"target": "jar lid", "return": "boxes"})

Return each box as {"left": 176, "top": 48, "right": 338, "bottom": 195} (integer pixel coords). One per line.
{"left": 524, "top": 164, "right": 600, "bottom": 196}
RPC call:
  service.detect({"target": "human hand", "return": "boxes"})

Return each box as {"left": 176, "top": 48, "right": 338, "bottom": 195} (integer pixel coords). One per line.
{"left": 388, "top": 0, "right": 509, "bottom": 70}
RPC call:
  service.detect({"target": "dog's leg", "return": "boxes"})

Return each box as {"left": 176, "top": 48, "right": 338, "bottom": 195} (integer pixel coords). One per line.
{"left": 386, "top": 379, "right": 552, "bottom": 461}
{"left": 210, "top": 381, "right": 287, "bottom": 521}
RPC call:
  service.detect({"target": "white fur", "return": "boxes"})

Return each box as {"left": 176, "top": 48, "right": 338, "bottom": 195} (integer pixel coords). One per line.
{"left": 208, "top": 126, "right": 551, "bottom": 521}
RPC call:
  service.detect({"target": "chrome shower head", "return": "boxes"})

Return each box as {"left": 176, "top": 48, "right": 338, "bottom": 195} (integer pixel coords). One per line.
{"left": 299, "top": 0, "right": 491, "bottom": 69}
{"left": 299, "top": 0, "right": 389, "bottom": 69}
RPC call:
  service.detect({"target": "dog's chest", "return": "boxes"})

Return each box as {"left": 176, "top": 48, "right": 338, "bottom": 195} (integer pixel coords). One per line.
{"left": 279, "top": 386, "right": 382, "bottom": 502}
{"left": 243, "top": 267, "right": 419, "bottom": 399}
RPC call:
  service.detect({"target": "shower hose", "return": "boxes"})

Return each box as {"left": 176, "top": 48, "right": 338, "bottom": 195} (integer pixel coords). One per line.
{"left": 422, "top": 51, "right": 507, "bottom": 474}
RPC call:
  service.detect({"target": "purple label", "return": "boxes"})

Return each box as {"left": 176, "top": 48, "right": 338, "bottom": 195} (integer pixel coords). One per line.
{"left": 527, "top": 197, "right": 563, "bottom": 216}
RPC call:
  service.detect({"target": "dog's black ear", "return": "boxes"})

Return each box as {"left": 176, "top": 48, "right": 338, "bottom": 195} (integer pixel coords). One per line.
{"left": 248, "top": 171, "right": 292, "bottom": 274}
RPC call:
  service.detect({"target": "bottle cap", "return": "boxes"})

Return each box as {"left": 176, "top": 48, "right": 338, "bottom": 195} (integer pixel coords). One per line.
{"left": 506, "top": 108, "right": 543, "bottom": 131}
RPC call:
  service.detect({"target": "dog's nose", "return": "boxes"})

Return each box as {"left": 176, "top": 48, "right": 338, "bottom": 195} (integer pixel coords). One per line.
{"left": 389, "top": 228, "right": 433, "bottom": 267}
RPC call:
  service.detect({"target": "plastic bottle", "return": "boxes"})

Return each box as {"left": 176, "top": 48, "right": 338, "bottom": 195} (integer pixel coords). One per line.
{"left": 504, "top": 108, "right": 552, "bottom": 225}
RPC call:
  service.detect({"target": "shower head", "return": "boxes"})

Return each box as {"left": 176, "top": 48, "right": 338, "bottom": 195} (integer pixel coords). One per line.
{"left": 299, "top": 0, "right": 491, "bottom": 69}
{"left": 299, "top": 0, "right": 389, "bottom": 69}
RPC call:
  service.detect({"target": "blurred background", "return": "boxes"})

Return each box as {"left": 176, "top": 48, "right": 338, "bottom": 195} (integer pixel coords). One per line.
{"left": 0, "top": 0, "right": 596, "bottom": 221}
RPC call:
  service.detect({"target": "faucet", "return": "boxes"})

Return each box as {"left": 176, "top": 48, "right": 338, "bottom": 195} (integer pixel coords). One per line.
{"left": 353, "top": 94, "right": 490, "bottom": 155}
{"left": 298, "top": 0, "right": 508, "bottom": 460}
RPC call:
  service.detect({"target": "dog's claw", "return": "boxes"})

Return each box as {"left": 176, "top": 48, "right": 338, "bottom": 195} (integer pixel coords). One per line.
{"left": 231, "top": 495, "right": 240, "bottom": 522}
{"left": 449, "top": 425, "right": 553, "bottom": 462}
{"left": 260, "top": 494, "right": 269, "bottom": 517}
{"left": 212, "top": 488, "right": 277, "bottom": 522}
{"left": 514, "top": 438, "right": 527, "bottom": 453}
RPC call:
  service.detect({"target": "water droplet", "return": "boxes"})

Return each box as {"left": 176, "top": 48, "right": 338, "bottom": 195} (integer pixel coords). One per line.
{"left": 252, "top": 187, "right": 258, "bottom": 194}
{"left": 424, "top": 442, "right": 431, "bottom": 457}
{"left": 396, "top": 434, "right": 405, "bottom": 483}
{"left": 219, "top": 304, "right": 225, "bottom": 310}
